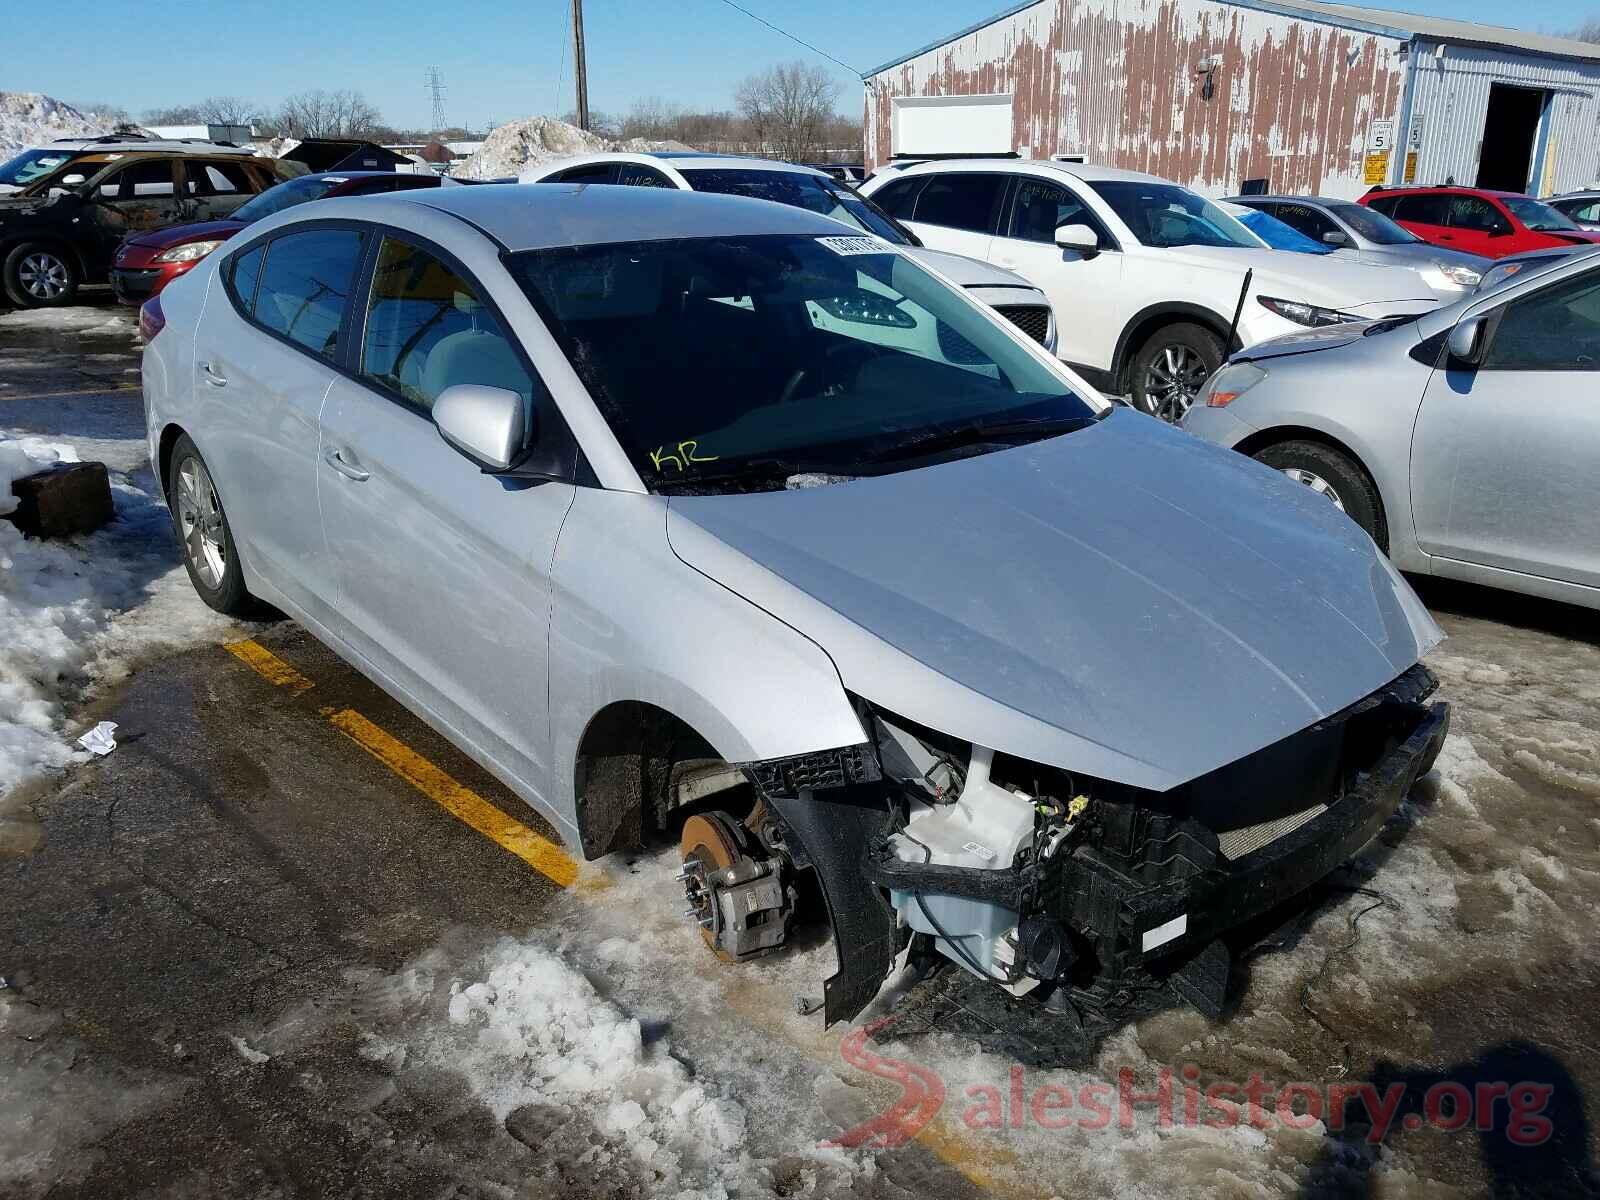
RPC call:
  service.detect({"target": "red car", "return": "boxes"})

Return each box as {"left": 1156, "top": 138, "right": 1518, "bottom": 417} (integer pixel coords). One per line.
{"left": 1360, "top": 185, "right": 1600, "bottom": 259}
{"left": 110, "top": 171, "right": 446, "bottom": 303}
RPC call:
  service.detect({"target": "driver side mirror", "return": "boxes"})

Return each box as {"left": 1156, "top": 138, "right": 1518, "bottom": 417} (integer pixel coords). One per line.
{"left": 434, "top": 383, "right": 529, "bottom": 471}
{"left": 1054, "top": 223, "right": 1101, "bottom": 256}
{"left": 49, "top": 174, "right": 86, "bottom": 198}
{"left": 1321, "top": 229, "right": 1350, "bottom": 247}
{"left": 1447, "top": 316, "right": 1487, "bottom": 365}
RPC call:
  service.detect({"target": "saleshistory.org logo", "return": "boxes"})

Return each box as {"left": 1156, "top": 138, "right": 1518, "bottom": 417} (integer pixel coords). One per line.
{"left": 828, "top": 1024, "right": 1556, "bottom": 1149}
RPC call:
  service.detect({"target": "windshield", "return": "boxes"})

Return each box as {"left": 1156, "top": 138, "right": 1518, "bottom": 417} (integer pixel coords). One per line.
{"left": 0, "top": 148, "right": 76, "bottom": 188}
{"left": 1325, "top": 202, "right": 1416, "bottom": 245}
{"left": 1503, "top": 196, "right": 1581, "bottom": 233}
{"left": 507, "top": 234, "right": 1097, "bottom": 492}
{"left": 1087, "top": 181, "right": 1259, "bottom": 248}
{"left": 1233, "top": 208, "right": 1330, "bottom": 254}
{"left": 682, "top": 168, "right": 911, "bottom": 244}
{"left": 230, "top": 175, "right": 345, "bottom": 223}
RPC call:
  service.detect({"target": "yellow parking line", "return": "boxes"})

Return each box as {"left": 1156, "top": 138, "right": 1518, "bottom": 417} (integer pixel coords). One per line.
{"left": 328, "top": 708, "right": 580, "bottom": 888}
{"left": 225, "top": 639, "right": 315, "bottom": 694}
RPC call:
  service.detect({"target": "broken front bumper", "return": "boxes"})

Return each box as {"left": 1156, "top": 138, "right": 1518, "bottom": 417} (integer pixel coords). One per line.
{"left": 1054, "top": 697, "right": 1449, "bottom": 995}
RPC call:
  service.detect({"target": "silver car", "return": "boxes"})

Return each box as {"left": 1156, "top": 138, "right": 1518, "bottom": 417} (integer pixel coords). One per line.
{"left": 143, "top": 184, "right": 1447, "bottom": 1032}
{"left": 1227, "top": 194, "right": 1489, "bottom": 295}
{"left": 1186, "top": 245, "right": 1600, "bottom": 612}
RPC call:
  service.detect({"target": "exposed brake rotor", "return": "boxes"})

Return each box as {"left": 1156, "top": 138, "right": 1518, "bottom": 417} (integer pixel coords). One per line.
{"left": 678, "top": 810, "right": 794, "bottom": 963}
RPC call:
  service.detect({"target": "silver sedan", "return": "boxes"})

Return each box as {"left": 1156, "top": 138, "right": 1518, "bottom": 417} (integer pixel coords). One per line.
{"left": 142, "top": 184, "right": 1447, "bottom": 1031}
{"left": 1186, "top": 245, "right": 1600, "bottom": 611}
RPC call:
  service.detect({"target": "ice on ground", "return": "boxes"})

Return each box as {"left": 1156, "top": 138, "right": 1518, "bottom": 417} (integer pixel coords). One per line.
{"left": 0, "top": 428, "right": 247, "bottom": 798}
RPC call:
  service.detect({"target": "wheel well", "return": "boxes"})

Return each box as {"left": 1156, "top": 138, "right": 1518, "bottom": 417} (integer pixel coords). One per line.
{"left": 156, "top": 424, "right": 187, "bottom": 494}
{"left": 1, "top": 235, "right": 89, "bottom": 279}
{"left": 1113, "top": 308, "right": 1233, "bottom": 393}
{"left": 1231, "top": 424, "right": 1389, "bottom": 546}
{"left": 572, "top": 701, "right": 723, "bottom": 860}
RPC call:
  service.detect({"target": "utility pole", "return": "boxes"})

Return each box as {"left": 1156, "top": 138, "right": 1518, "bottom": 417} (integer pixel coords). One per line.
{"left": 571, "top": 0, "right": 590, "bottom": 130}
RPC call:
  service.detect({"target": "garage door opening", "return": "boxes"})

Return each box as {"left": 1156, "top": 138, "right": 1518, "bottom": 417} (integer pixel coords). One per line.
{"left": 1476, "top": 84, "right": 1548, "bottom": 192}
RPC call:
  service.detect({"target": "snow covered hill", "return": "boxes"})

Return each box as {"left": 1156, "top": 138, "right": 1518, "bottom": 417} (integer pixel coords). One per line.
{"left": 0, "top": 92, "right": 118, "bottom": 157}
{"left": 455, "top": 115, "right": 691, "bottom": 180}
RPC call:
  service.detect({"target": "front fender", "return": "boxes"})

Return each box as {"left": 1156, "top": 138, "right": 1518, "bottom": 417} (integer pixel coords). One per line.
{"left": 547, "top": 487, "right": 867, "bottom": 831}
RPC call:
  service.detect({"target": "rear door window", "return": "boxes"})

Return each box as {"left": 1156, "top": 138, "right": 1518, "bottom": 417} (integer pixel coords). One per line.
{"left": 1393, "top": 193, "right": 1450, "bottom": 225}
{"left": 616, "top": 163, "right": 673, "bottom": 187}
{"left": 99, "top": 160, "right": 177, "bottom": 199}
{"left": 252, "top": 227, "right": 366, "bottom": 358}
{"left": 911, "top": 174, "right": 1008, "bottom": 233}
{"left": 360, "top": 235, "right": 537, "bottom": 416}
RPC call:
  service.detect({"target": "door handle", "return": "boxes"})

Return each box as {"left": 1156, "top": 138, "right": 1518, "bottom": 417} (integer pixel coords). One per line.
{"left": 323, "top": 447, "right": 370, "bottom": 482}
{"left": 201, "top": 361, "right": 227, "bottom": 387}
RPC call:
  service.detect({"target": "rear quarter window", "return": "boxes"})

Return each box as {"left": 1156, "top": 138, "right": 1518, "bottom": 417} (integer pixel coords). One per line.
{"left": 226, "top": 243, "right": 265, "bottom": 315}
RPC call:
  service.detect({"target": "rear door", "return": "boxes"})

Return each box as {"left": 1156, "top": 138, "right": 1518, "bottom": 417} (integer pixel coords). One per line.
{"left": 989, "top": 173, "right": 1122, "bottom": 368}
{"left": 317, "top": 232, "right": 577, "bottom": 796}
{"left": 181, "top": 158, "right": 261, "bottom": 221}
{"left": 1411, "top": 264, "right": 1600, "bottom": 586}
{"left": 193, "top": 225, "right": 368, "bottom": 620}
{"left": 897, "top": 171, "right": 1009, "bottom": 264}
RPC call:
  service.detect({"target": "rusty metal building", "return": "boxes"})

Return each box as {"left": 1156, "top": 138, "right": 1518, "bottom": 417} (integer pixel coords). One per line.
{"left": 863, "top": 0, "right": 1600, "bottom": 198}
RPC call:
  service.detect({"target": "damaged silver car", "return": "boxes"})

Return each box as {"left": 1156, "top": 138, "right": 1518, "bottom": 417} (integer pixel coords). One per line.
{"left": 143, "top": 184, "right": 1450, "bottom": 1034}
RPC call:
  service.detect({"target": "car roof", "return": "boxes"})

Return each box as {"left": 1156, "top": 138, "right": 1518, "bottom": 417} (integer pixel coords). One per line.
{"left": 1367, "top": 184, "right": 1527, "bottom": 198}
{"left": 886, "top": 157, "right": 1164, "bottom": 184}
{"left": 548, "top": 151, "right": 829, "bottom": 178}
{"left": 392, "top": 181, "right": 851, "bottom": 250}
{"left": 1227, "top": 194, "right": 1351, "bottom": 206}
{"left": 43, "top": 136, "right": 256, "bottom": 156}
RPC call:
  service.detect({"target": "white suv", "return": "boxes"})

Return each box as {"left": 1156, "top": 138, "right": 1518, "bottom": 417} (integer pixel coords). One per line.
{"left": 861, "top": 160, "right": 1441, "bottom": 420}
{"left": 522, "top": 153, "right": 1057, "bottom": 355}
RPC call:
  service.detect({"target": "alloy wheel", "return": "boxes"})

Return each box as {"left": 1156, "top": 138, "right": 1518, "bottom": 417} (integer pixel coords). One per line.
{"left": 175, "top": 457, "right": 227, "bottom": 589}
{"left": 1143, "top": 344, "right": 1211, "bottom": 423}
{"left": 18, "top": 252, "right": 69, "bottom": 302}
{"left": 1279, "top": 467, "right": 1346, "bottom": 512}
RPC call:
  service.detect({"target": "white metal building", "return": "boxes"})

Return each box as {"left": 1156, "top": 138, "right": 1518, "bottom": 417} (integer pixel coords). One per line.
{"left": 863, "top": 0, "right": 1600, "bottom": 198}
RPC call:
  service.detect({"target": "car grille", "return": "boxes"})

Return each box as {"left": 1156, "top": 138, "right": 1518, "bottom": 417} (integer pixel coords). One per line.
{"left": 1215, "top": 801, "right": 1329, "bottom": 861}
{"left": 995, "top": 304, "right": 1051, "bottom": 346}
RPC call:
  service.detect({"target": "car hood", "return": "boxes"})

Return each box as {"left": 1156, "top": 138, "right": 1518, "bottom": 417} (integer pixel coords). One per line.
{"left": 124, "top": 219, "right": 247, "bottom": 249}
{"left": 1362, "top": 242, "right": 1488, "bottom": 270}
{"left": 1544, "top": 230, "right": 1600, "bottom": 245}
{"left": 665, "top": 410, "right": 1441, "bottom": 792}
{"left": 1233, "top": 321, "right": 1378, "bottom": 362}
{"left": 905, "top": 245, "right": 1041, "bottom": 292}
{"left": 1162, "top": 245, "right": 1440, "bottom": 308}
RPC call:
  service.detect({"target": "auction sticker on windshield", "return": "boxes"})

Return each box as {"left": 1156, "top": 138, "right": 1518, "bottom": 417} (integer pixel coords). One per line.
{"left": 816, "top": 236, "right": 890, "bottom": 256}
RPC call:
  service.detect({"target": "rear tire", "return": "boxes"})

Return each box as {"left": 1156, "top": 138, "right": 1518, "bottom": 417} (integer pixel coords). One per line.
{"left": 1253, "top": 440, "right": 1388, "bottom": 551}
{"left": 3, "top": 242, "right": 81, "bottom": 308}
{"left": 166, "top": 434, "right": 259, "bottom": 616}
{"left": 1128, "top": 322, "right": 1223, "bottom": 423}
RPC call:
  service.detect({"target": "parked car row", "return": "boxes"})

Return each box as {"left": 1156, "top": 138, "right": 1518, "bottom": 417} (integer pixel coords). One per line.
{"left": 140, "top": 181, "right": 1450, "bottom": 1035}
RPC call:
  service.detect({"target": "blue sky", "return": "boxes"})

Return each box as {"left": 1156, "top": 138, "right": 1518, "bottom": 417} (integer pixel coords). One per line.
{"left": 16, "top": 0, "right": 1599, "bottom": 130}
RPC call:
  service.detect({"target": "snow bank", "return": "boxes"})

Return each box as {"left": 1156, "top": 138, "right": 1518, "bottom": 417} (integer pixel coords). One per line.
{"left": 0, "top": 93, "right": 116, "bottom": 158}
{"left": 0, "top": 433, "right": 245, "bottom": 796}
{"left": 455, "top": 115, "right": 692, "bottom": 180}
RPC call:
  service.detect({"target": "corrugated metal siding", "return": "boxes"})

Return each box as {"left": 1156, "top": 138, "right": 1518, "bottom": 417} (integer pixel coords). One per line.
{"left": 864, "top": 0, "right": 1408, "bottom": 197}
{"left": 1406, "top": 41, "right": 1600, "bottom": 194}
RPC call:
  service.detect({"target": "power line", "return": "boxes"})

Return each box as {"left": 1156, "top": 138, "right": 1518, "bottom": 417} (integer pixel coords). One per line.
{"left": 710, "top": 0, "right": 866, "bottom": 77}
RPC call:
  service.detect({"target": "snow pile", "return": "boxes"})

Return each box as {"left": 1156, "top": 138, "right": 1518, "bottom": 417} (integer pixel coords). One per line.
{"left": 0, "top": 431, "right": 245, "bottom": 797}
{"left": 0, "top": 92, "right": 115, "bottom": 157}
{"left": 455, "top": 115, "right": 693, "bottom": 179}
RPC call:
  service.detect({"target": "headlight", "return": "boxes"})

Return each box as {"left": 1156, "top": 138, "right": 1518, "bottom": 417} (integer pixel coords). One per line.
{"left": 1256, "top": 295, "right": 1360, "bottom": 328}
{"left": 1199, "top": 361, "right": 1267, "bottom": 408}
{"left": 153, "top": 239, "right": 224, "bottom": 264}
{"left": 1419, "top": 263, "right": 1481, "bottom": 290}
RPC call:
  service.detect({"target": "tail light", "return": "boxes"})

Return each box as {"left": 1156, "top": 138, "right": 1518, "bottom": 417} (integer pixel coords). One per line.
{"left": 138, "top": 294, "right": 166, "bottom": 342}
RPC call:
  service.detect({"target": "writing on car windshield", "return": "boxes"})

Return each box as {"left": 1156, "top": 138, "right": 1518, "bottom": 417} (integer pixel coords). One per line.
{"left": 507, "top": 235, "right": 1097, "bottom": 492}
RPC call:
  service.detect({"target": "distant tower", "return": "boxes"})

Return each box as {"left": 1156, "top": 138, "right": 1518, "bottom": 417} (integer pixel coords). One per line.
{"left": 426, "top": 67, "right": 447, "bottom": 132}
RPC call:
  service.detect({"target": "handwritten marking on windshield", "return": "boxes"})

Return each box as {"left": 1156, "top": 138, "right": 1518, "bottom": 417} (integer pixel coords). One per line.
{"left": 650, "top": 440, "right": 719, "bottom": 473}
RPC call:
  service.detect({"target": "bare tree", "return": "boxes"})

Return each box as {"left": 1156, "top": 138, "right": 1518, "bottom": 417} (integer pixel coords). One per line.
{"left": 1568, "top": 16, "right": 1600, "bottom": 41}
{"left": 198, "top": 96, "right": 261, "bottom": 125}
{"left": 734, "top": 61, "right": 840, "bottom": 161}
{"left": 275, "top": 89, "right": 382, "bottom": 139}
{"left": 142, "top": 103, "right": 205, "bottom": 125}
